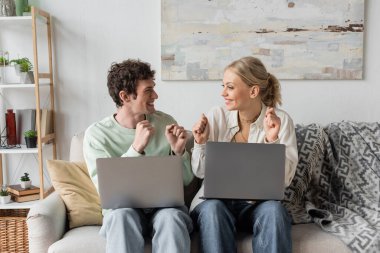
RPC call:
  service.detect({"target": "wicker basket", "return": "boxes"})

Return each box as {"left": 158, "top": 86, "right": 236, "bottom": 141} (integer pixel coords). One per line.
{"left": 0, "top": 209, "right": 29, "bottom": 253}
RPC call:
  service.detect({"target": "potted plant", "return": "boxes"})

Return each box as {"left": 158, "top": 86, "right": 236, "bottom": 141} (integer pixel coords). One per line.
{"left": 0, "top": 186, "right": 11, "bottom": 204}
{"left": 10, "top": 57, "right": 34, "bottom": 83}
{"left": 0, "top": 56, "right": 9, "bottom": 66}
{"left": 20, "top": 173, "right": 31, "bottom": 189}
{"left": 24, "top": 129, "right": 37, "bottom": 148}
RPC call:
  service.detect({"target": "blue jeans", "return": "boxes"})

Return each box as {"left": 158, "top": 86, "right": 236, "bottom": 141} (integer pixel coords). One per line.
{"left": 191, "top": 199, "right": 292, "bottom": 253}
{"left": 100, "top": 206, "right": 193, "bottom": 253}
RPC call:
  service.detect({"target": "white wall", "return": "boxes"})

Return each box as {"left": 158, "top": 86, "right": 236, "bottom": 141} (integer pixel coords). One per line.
{"left": 27, "top": 0, "right": 380, "bottom": 160}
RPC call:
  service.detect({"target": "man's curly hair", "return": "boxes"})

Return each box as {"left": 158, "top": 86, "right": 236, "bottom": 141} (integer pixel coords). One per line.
{"left": 107, "top": 59, "right": 156, "bottom": 107}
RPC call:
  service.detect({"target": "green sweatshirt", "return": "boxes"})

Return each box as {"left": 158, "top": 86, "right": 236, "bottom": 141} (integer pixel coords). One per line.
{"left": 83, "top": 111, "right": 194, "bottom": 194}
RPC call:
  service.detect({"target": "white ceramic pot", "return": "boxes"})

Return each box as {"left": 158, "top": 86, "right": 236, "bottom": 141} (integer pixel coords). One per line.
{"left": 20, "top": 71, "right": 34, "bottom": 84}
{"left": 0, "top": 195, "right": 11, "bottom": 204}
{"left": 21, "top": 180, "right": 31, "bottom": 189}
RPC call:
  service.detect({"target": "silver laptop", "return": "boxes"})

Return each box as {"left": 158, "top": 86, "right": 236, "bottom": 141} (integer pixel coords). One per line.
{"left": 202, "top": 142, "right": 285, "bottom": 200}
{"left": 96, "top": 156, "right": 184, "bottom": 209}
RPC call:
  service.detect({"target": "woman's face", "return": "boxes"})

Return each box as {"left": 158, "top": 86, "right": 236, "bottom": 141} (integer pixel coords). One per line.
{"left": 221, "top": 68, "right": 253, "bottom": 111}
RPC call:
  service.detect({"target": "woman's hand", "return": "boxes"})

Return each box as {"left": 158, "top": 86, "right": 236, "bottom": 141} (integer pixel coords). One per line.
{"left": 264, "top": 107, "right": 280, "bottom": 142}
{"left": 192, "top": 114, "right": 209, "bottom": 144}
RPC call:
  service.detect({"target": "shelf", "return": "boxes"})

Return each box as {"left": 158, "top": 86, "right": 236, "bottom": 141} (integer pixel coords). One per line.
{"left": 0, "top": 80, "right": 50, "bottom": 88}
{"left": 0, "top": 16, "right": 32, "bottom": 21}
{"left": 0, "top": 199, "right": 39, "bottom": 209}
{"left": 0, "top": 145, "right": 38, "bottom": 154}
{"left": 0, "top": 7, "right": 56, "bottom": 202}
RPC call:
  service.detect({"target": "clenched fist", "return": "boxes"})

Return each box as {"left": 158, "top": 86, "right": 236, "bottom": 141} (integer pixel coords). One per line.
{"left": 165, "top": 124, "right": 187, "bottom": 155}
{"left": 132, "top": 120, "right": 155, "bottom": 153}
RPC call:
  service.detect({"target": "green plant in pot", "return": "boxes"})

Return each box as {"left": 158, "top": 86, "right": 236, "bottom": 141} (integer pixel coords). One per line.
{"left": 0, "top": 186, "right": 11, "bottom": 204}
{"left": 10, "top": 57, "right": 34, "bottom": 83}
{"left": 24, "top": 129, "right": 37, "bottom": 148}
{"left": 0, "top": 56, "right": 9, "bottom": 66}
{"left": 20, "top": 172, "right": 31, "bottom": 189}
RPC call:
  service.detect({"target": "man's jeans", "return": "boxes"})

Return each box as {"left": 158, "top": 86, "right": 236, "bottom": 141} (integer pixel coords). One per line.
{"left": 100, "top": 206, "right": 193, "bottom": 253}
{"left": 191, "top": 199, "right": 292, "bottom": 253}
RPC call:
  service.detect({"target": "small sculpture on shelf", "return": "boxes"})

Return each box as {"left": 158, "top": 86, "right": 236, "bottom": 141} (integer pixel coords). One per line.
{"left": 24, "top": 129, "right": 37, "bottom": 148}
{"left": 0, "top": 185, "right": 11, "bottom": 204}
{"left": 0, "top": 0, "right": 16, "bottom": 16}
{"left": 20, "top": 172, "right": 31, "bottom": 189}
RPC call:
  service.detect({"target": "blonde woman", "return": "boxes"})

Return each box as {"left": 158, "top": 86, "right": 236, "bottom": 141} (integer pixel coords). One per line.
{"left": 190, "top": 56, "right": 298, "bottom": 253}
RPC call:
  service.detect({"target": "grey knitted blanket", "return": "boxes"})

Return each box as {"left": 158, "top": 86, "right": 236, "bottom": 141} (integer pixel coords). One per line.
{"left": 283, "top": 122, "right": 380, "bottom": 253}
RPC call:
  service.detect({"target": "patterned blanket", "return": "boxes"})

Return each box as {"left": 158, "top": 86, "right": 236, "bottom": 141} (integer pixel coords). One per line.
{"left": 283, "top": 122, "right": 380, "bottom": 253}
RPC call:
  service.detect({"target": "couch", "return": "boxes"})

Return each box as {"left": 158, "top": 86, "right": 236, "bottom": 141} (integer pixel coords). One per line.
{"left": 27, "top": 122, "right": 380, "bottom": 253}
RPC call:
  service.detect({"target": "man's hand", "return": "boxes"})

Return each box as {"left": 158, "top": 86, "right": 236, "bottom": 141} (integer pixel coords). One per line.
{"left": 192, "top": 114, "right": 209, "bottom": 144}
{"left": 132, "top": 120, "right": 155, "bottom": 153}
{"left": 165, "top": 124, "right": 187, "bottom": 156}
{"left": 264, "top": 107, "right": 281, "bottom": 142}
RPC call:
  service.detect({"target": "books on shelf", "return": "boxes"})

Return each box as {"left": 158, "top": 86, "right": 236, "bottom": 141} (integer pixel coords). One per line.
{"left": 7, "top": 184, "right": 40, "bottom": 202}
{"left": 10, "top": 193, "right": 40, "bottom": 202}
{"left": 7, "top": 184, "right": 40, "bottom": 196}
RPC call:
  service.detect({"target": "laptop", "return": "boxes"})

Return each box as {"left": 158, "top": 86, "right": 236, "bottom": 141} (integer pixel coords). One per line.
{"left": 96, "top": 156, "right": 184, "bottom": 209}
{"left": 202, "top": 142, "right": 285, "bottom": 200}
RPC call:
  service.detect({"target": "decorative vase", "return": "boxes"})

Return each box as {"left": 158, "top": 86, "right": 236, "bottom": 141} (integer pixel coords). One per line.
{"left": 14, "top": 0, "right": 24, "bottom": 16}
{"left": 0, "top": 0, "right": 16, "bottom": 16}
{"left": 5, "top": 109, "right": 17, "bottom": 146}
{"left": 21, "top": 180, "right": 31, "bottom": 189}
{"left": 0, "top": 195, "right": 11, "bottom": 204}
{"left": 25, "top": 136, "right": 37, "bottom": 148}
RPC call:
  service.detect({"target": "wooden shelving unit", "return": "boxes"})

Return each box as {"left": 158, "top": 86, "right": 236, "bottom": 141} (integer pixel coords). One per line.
{"left": 0, "top": 7, "right": 56, "bottom": 201}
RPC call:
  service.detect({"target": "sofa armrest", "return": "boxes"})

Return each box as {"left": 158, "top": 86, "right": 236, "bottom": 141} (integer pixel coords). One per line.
{"left": 27, "top": 191, "right": 67, "bottom": 253}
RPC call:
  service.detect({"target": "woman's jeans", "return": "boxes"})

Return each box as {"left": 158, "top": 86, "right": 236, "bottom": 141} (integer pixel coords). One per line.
{"left": 191, "top": 199, "right": 292, "bottom": 253}
{"left": 100, "top": 206, "right": 193, "bottom": 253}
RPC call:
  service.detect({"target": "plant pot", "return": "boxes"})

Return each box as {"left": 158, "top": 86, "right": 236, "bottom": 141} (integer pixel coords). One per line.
{"left": 20, "top": 181, "right": 31, "bottom": 189}
{"left": 20, "top": 71, "right": 34, "bottom": 84}
{"left": 25, "top": 136, "right": 37, "bottom": 148}
{"left": 14, "top": 64, "right": 21, "bottom": 75}
{"left": 0, "top": 195, "right": 11, "bottom": 204}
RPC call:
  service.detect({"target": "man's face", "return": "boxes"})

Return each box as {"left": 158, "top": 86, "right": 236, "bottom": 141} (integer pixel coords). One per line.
{"left": 129, "top": 79, "right": 158, "bottom": 115}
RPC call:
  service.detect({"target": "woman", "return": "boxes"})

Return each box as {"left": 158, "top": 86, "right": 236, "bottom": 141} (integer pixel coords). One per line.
{"left": 190, "top": 56, "right": 298, "bottom": 253}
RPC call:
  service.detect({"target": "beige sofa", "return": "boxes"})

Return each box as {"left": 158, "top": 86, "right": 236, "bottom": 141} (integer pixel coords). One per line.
{"left": 27, "top": 131, "right": 352, "bottom": 253}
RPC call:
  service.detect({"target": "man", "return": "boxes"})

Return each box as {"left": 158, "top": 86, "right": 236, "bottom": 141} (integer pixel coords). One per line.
{"left": 83, "top": 59, "right": 194, "bottom": 253}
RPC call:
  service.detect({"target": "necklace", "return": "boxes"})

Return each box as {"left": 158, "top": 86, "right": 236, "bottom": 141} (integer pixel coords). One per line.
{"left": 239, "top": 113, "right": 259, "bottom": 124}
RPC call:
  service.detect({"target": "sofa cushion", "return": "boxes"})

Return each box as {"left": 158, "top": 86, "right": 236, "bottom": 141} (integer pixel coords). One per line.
{"left": 47, "top": 160, "right": 102, "bottom": 229}
{"left": 47, "top": 224, "right": 350, "bottom": 253}
{"left": 283, "top": 124, "right": 325, "bottom": 224}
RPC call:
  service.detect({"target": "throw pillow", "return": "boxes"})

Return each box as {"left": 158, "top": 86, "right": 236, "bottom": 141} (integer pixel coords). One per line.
{"left": 282, "top": 124, "right": 325, "bottom": 224}
{"left": 46, "top": 160, "right": 102, "bottom": 228}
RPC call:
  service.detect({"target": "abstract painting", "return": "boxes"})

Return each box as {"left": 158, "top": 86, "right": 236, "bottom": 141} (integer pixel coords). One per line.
{"left": 161, "top": 0, "right": 364, "bottom": 80}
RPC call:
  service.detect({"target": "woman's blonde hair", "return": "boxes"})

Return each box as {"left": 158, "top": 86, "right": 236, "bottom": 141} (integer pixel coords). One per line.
{"left": 226, "top": 56, "right": 282, "bottom": 107}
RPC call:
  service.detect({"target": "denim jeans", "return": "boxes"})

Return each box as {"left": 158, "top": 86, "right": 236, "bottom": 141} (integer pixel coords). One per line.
{"left": 100, "top": 206, "right": 193, "bottom": 253}
{"left": 191, "top": 199, "right": 292, "bottom": 253}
